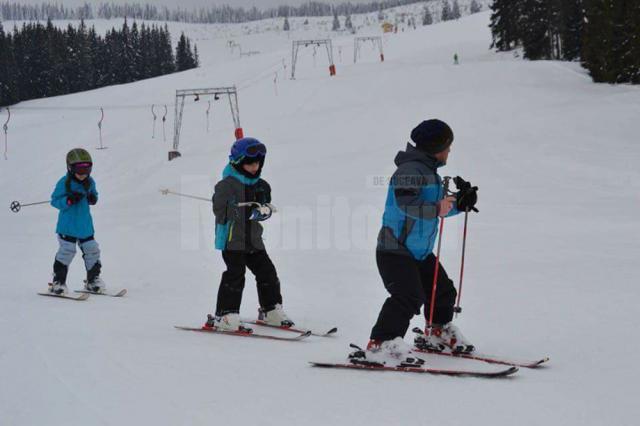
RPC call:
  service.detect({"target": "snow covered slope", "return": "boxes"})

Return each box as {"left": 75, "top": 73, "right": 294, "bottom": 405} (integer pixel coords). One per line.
{"left": 1, "top": 10, "right": 640, "bottom": 426}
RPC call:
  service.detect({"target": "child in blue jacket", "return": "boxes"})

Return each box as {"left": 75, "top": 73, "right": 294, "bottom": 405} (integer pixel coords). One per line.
{"left": 49, "top": 148, "right": 104, "bottom": 294}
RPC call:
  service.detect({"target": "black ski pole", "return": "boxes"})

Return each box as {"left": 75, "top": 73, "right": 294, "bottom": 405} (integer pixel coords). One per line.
{"left": 454, "top": 208, "right": 469, "bottom": 316}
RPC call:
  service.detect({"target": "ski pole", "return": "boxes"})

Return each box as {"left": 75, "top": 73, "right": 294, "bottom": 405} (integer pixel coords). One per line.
{"left": 428, "top": 216, "right": 446, "bottom": 327}
{"left": 10, "top": 194, "right": 67, "bottom": 213}
{"left": 159, "top": 188, "right": 211, "bottom": 202}
{"left": 427, "top": 177, "right": 452, "bottom": 327}
{"left": 10, "top": 200, "right": 48, "bottom": 213}
{"left": 454, "top": 209, "right": 469, "bottom": 317}
{"left": 159, "top": 189, "right": 278, "bottom": 212}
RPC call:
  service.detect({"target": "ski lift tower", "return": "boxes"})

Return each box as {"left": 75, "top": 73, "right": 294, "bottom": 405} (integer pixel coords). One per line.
{"left": 291, "top": 39, "right": 336, "bottom": 79}
{"left": 354, "top": 36, "right": 384, "bottom": 63}
{"left": 169, "top": 86, "right": 243, "bottom": 161}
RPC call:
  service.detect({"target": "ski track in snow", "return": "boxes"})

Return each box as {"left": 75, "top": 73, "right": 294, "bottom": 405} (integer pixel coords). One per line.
{"left": 2, "top": 6, "right": 640, "bottom": 426}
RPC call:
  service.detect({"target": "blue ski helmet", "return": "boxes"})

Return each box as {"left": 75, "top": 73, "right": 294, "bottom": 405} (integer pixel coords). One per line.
{"left": 229, "top": 137, "right": 267, "bottom": 164}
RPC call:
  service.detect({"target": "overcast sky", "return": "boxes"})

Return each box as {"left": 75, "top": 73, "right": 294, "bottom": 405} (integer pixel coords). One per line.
{"left": 12, "top": 0, "right": 377, "bottom": 9}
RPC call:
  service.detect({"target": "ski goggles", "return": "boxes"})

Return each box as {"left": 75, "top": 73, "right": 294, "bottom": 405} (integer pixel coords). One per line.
{"left": 70, "top": 162, "right": 92, "bottom": 175}
{"left": 232, "top": 143, "right": 267, "bottom": 163}
{"left": 243, "top": 143, "right": 267, "bottom": 158}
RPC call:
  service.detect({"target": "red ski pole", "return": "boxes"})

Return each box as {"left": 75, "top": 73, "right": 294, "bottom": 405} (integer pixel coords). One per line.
{"left": 427, "top": 216, "right": 446, "bottom": 327}
{"left": 454, "top": 209, "right": 469, "bottom": 317}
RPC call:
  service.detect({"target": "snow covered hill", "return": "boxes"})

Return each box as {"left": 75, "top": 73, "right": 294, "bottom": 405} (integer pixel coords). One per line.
{"left": 1, "top": 9, "right": 639, "bottom": 426}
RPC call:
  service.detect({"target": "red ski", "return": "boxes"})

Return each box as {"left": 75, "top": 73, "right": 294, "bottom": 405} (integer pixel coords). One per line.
{"left": 309, "top": 361, "right": 518, "bottom": 378}
{"left": 414, "top": 348, "right": 549, "bottom": 369}
{"left": 245, "top": 320, "right": 338, "bottom": 337}
{"left": 174, "top": 326, "right": 311, "bottom": 342}
{"left": 412, "top": 327, "right": 548, "bottom": 368}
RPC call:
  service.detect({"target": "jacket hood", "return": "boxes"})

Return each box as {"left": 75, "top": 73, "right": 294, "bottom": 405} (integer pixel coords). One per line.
{"left": 223, "top": 163, "right": 260, "bottom": 186}
{"left": 394, "top": 143, "right": 444, "bottom": 169}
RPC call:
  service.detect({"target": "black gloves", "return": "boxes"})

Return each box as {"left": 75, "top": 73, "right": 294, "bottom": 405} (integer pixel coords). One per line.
{"left": 453, "top": 176, "right": 479, "bottom": 212}
{"left": 66, "top": 192, "right": 84, "bottom": 206}
{"left": 87, "top": 193, "right": 97, "bottom": 205}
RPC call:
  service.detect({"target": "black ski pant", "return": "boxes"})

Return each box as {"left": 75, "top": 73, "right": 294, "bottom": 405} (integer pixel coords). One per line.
{"left": 215, "top": 250, "right": 283, "bottom": 316}
{"left": 370, "top": 250, "right": 457, "bottom": 341}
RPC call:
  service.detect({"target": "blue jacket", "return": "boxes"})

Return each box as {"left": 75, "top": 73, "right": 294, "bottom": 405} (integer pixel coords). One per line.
{"left": 377, "top": 144, "right": 459, "bottom": 260}
{"left": 51, "top": 174, "right": 98, "bottom": 239}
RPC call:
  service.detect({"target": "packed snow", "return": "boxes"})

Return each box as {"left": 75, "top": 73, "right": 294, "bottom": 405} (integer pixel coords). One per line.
{"left": 1, "top": 7, "right": 639, "bottom": 426}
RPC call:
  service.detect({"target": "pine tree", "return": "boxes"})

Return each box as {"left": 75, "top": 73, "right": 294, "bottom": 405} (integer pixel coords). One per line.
{"left": 159, "top": 24, "right": 175, "bottom": 75}
{"left": 442, "top": 1, "right": 453, "bottom": 21}
{"left": 332, "top": 10, "right": 341, "bottom": 30}
{"left": 119, "top": 18, "right": 136, "bottom": 83}
{"left": 611, "top": 0, "right": 635, "bottom": 83}
{"left": 87, "top": 25, "right": 102, "bottom": 87}
{"left": 0, "top": 21, "right": 19, "bottom": 106}
{"left": 452, "top": 0, "right": 461, "bottom": 19}
{"left": 176, "top": 32, "right": 190, "bottom": 71}
{"left": 345, "top": 14, "right": 353, "bottom": 31}
{"left": 559, "top": 0, "right": 584, "bottom": 60}
{"left": 489, "top": 0, "right": 522, "bottom": 51}
{"left": 582, "top": 0, "right": 614, "bottom": 82}
{"left": 130, "top": 21, "right": 141, "bottom": 81}
{"left": 74, "top": 19, "right": 93, "bottom": 92}
{"left": 470, "top": 0, "right": 482, "bottom": 14}
{"left": 520, "top": 0, "right": 552, "bottom": 60}
{"left": 624, "top": 1, "right": 640, "bottom": 83}
{"left": 423, "top": 6, "right": 433, "bottom": 25}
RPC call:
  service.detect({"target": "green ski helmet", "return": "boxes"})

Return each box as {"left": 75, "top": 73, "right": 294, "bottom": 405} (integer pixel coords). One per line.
{"left": 66, "top": 148, "right": 93, "bottom": 175}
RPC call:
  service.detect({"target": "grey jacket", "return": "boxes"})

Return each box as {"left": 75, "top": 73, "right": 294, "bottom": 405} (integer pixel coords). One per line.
{"left": 213, "top": 164, "right": 271, "bottom": 252}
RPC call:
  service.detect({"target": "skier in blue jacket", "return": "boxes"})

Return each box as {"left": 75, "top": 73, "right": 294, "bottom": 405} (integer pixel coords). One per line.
{"left": 350, "top": 119, "right": 479, "bottom": 366}
{"left": 49, "top": 148, "right": 105, "bottom": 295}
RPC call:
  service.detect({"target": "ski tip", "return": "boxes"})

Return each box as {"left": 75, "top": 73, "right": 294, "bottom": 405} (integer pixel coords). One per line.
{"left": 326, "top": 327, "right": 338, "bottom": 335}
{"left": 531, "top": 357, "right": 550, "bottom": 367}
{"left": 504, "top": 366, "right": 519, "bottom": 376}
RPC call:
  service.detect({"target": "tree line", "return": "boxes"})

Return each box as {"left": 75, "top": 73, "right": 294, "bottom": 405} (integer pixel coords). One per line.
{"left": 489, "top": 0, "right": 640, "bottom": 84}
{"left": 0, "top": 19, "right": 198, "bottom": 106}
{"left": 0, "top": 1, "right": 436, "bottom": 24}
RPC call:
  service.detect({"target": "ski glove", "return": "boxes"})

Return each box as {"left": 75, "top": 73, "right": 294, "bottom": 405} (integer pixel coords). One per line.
{"left": 249, "top": 204, "right": 274, "bottom": 221}
{"left": 66, "top": 192, "right": 84, "bottom": 206}
{"left": 454, "top": 176, "right": 479, "bottom": 212}
{"left": 87, "top": 193, "right": 97, "bottom": 205}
